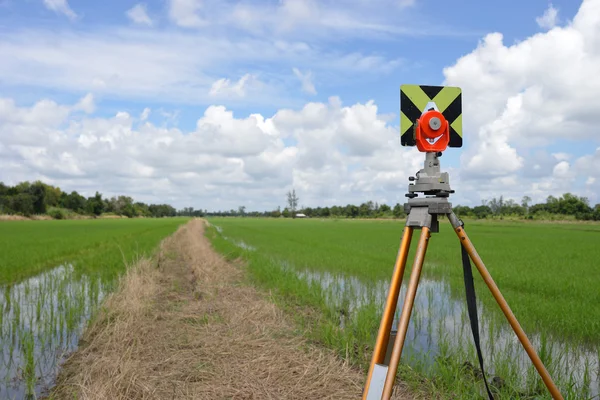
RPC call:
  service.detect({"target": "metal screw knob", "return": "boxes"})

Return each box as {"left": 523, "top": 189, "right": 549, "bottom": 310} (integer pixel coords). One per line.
{"left": 429, "top": 117, "right": 441, "bottom": 130}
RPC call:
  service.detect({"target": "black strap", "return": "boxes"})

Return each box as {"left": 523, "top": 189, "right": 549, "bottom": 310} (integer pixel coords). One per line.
{"left": 461, "top": 235, "right": 495, "bottom": 399}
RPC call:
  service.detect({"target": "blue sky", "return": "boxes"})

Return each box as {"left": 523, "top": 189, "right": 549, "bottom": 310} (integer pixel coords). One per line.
{"left": 0, "top": 0, "right": 599, "bottom": 211}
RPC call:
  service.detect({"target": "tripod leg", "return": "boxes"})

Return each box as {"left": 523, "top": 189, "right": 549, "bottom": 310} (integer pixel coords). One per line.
{"left": 447, "top": 212, "right": 564, "bottom": 400}
{"left": 362, "top": 226, "right": 414, "bottom": 400}
{"left": 381, "top": 226, "right": 431, "bottom": 399}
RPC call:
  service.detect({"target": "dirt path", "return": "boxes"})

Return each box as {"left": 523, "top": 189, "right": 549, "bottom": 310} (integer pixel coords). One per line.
{"left": 50, "top": 219, "right": 411, "bottom": 399}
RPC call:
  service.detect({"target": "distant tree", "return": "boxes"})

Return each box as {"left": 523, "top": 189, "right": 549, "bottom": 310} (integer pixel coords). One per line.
{"left": 11, "top": 193, "right": 35, "bottom": 216}
{"left": 238, "top": 205, "right": 246, "bottom": 216}
{"left": 379, "top": 204, "right": 391, "bottom": 214}
{"left": 345, "top": 204, "right": 359, "bottom": 218}
{"left": 29, "top": 181, "right": 47, "bottom": 214}
{"left": 473, "top": 205, "right": 492, "bottom": 219}
{"left": 134, "top": 202, "right": 151, "bottom": 217}
{"left": 392, "top": 203, "right": 404, "bottom": 218}
{"left": 63, "top": 191, "right": 87, "bottom": 213}
{"left": 270, "top": 206, "right": 282, "bottom": 218}
{"left": 42, "top": 183, "right": 62, "bottom": 208}
{"left": 86, "top": 192, "right": 105, "bottom": 217}
{"left": 453, "top": 205, "right": 473, "bottom": 218}
{"left": 287, "top": 189, "right": 299, "bottom": 218}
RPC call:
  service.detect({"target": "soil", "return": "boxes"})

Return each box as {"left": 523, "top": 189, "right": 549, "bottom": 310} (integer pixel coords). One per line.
{"left": 49, "top": 219, "right": 412, "bottom": 399}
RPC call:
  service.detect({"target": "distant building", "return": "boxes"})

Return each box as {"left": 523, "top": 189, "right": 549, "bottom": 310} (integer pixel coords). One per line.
{"left": 295, "top": 213, "right": 307, "bottom": 218}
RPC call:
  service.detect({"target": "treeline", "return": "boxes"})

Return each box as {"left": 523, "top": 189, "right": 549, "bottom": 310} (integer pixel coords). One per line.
{"left": 205, "top": 202, "right": 406, "bottom": 219}
{"left": 0, "top": 181, "right": 181, "bottom": 219}
{"left": 454, "top": 193, "right": 600, "bottom": 221}
{"left": 206, "top": 193, "right": 600, "bottom": 221}
{"left": 2, "top": 180, "right": 599, "bottom": 222}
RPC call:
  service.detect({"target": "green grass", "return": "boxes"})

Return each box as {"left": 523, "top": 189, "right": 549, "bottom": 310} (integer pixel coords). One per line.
{"left": 0, "top": 217, "right": 190, "bottom": 285}
{"left": 206, "top": 217, "right": 600, "bottom": 399}
{"left": 0, "top": 217, "right": 189, "bottom": 398}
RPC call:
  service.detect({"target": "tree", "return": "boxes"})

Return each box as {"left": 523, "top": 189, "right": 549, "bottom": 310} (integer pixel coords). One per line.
{"left": 271, "top": 206, "right": 282, "bottom": 218}
{"left": 10, "top": 193, "right": 35, "bottom": 216}
{"left": 473, "top": 205, "right": 492, "bottom": 219}
{"left": 392, "top": 203, "right": 404, "bottom": 218}
{"left": 63, "top": 191, "right": 86, "bottom": 213}
{"left": 29, "top": 181, "right": 47, "bottom": 214}
{"left": 86, "top": 192, "right": 105, "bottom": 217}
{"left": 521, "top": 195, "right": 532, "bottom": 215}
{"left": 287, "top": 189, "right": 299, "bottom": 218}
{"left": 43, "top": 183, "right": 62, "bottom": 208}
{"left": 238, "top": 205, "right": 246, "bottom": 216}
{"left": 379, "top": 204, "right": 391, "bottom": 214}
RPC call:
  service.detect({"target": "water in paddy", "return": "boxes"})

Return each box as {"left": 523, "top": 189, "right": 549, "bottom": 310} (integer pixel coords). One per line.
{"left": 226, "top": 238, "right": 599, "bottom": 399}
{"left": 0, "top": 264, "right": 110, "bottom": 399}
{"left": 294, "top": 266, "right": 598, "bottom": 398}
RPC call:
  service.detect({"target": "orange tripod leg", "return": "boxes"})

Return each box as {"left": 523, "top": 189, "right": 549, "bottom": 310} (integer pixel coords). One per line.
{"left": 448, "top": 213, "right": 564, "bottom": 400}
{"left": 362, "top": 226, "right": 414, "bottom": 400}
{"left": 382, "top": 227, "right": 430, "bottom": 399}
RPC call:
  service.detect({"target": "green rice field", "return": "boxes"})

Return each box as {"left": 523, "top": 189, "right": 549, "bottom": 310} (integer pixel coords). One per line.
{"left": 0, "top": 218, "right": 189, "bottom": 399}
{"left": 206, "top": 217, "right": 600, "bottom": 399}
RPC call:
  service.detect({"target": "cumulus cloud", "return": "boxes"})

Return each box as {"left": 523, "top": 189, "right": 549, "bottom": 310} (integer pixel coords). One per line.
{"left": 292, "top": 68, "right": 317, "bottom": 95}
{"left": 42, "top": 0, "right": 77, "bottom": 20}
{"left": 0, "top": 95, "right": 423, "bottom": 210}
{"left": 126, "top": 3, "right": 153, "bottom": 26}
{"left": 536, "top": 4, "right": 559, "bottom": 29}
{"left": 443, "top": 0, "right": 600, "bottom": 201}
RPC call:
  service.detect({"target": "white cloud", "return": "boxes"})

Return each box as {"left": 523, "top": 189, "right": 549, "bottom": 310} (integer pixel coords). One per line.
{"left": 443, "top": 0, "right": 600, "bottom": 200}
{"left": 0, "top": 28, "right": 399, "bottom": 106}
{"left": 536, "top": 4, "right": 559, "bottom": 29}
{"left": 169, "top": 0, "right": 205, "bottom": 28}
{"left": 292, "top": 68, "right": 317, "bottom": 95}
{"left": 126, "top": 3, "right": 153, "bottom": 26}
{"left": 209, "top": 74, "right": 262, "bottom": 98}
{"left": 42, "top": 0, "right": 77, "bottom": 21}
{"left": 73, "top": 93, "right": 95, "bottom": 114}
{"left": 181, "top": 0, "right": 473, "bottom": 40}
{"left": 140, "top": 108, "right": 151, "bottom": 121}
{"left": 0, "top": 95, "right": 424, "bottom": 210}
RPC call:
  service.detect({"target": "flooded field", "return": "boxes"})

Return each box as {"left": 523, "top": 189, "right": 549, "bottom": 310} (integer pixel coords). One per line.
{"left": 0, "top": 218, "right": 188, "bottom": 398}
{"left": 207, "top": 217, "right": 600, "bottom": 399}
{"left": 290, "top": 266, "right": 599, "bottom": 399}
{"left": 0, "top": 264, "right": 108, "bottom": 399}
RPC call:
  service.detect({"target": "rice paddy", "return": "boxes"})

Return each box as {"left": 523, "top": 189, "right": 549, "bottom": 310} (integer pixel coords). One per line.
{"left": 0, "top": 218, "right": 189, "bottom": 399}
{"left": 206, "top": 217, "right": 600, "bottom": 399}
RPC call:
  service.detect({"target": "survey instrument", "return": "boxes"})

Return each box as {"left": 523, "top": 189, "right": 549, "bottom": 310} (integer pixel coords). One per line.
{"left": 362, "top": 85, "right": 563, "bottom": 400}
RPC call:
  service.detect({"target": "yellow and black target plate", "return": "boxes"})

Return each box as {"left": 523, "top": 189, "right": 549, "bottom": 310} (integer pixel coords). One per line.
{"left": 400, "top": 84, "right": 462, "bottom": 147}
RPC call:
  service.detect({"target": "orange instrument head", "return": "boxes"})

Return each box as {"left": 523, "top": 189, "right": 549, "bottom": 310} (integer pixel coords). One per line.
{"left": 415, "top": 109, "right": 449, "bottom": 152}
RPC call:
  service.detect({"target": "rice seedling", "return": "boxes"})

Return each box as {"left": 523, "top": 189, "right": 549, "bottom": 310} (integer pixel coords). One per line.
{"left": 206, "top": 217, "right": 600, "bottom": 399}
{"left": 0, "top": 218, "right": 188, "bottom": 399}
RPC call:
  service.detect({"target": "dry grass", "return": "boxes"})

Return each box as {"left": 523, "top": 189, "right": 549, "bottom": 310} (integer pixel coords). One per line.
{"left": 49, "top": 219, "right": 412, "bottom": 399}
{"left": 0, "top": 214, "right": 29, "bottom": 220}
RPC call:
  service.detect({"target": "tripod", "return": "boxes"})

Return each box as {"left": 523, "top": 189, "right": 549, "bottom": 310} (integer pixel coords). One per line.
{"left": 362, "top": 152, "right": 564, "bottom": 400}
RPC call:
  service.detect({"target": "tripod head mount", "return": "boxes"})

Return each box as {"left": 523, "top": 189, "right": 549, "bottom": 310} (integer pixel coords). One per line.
{"left": 405, "top": 151, "right": 454, "bottom": 199}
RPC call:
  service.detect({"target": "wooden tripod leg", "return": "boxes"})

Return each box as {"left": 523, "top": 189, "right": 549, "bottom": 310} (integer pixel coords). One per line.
{"left": 447, "top": 212, "right": 564, "bottom": 400}
{"left": 362, "top": 226, "right": 414, "bottom": 400}
{"left": 381, "top": 227, "right": 431, "bottom": 399}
